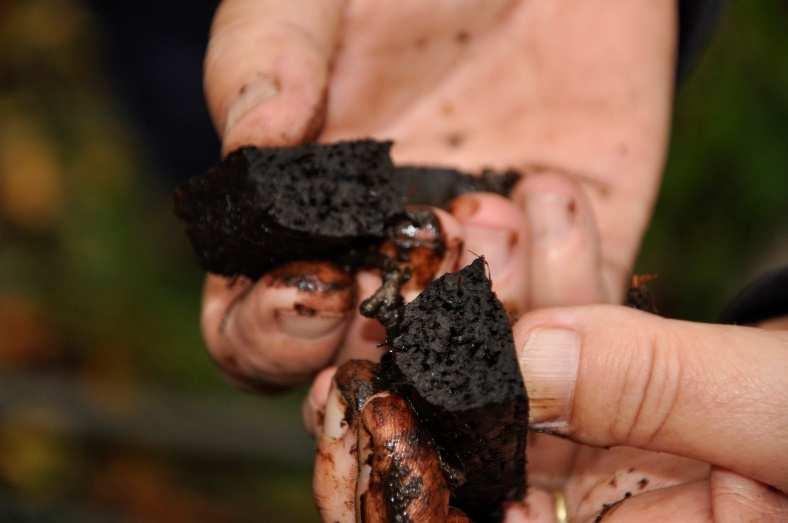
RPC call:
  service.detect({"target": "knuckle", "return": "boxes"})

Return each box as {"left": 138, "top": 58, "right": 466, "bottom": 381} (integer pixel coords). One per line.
{"left": 608, "top": 320, "right": 683, "bottom": 447}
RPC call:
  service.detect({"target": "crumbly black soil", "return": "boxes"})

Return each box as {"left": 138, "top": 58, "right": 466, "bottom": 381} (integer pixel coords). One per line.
{"left": 173, "top": 140, "right": 406, "bottom": 278}
{"left": 173, "top": 139, "right": 521, "bottom": 280}
{"left": 378, "top": 258, "right": 528, "bottom": 522}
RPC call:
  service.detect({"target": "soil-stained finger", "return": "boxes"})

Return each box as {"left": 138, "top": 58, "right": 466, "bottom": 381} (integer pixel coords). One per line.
{"left": 358, "top": 392, "right": 452, "bottom": 523}
{"left": 205, "top": 0, "right": 344, "bottom": 153}
{"left": 202, "top": 262, "right": 353, "bottom": 392}
{"left": 313, "top": 380, "right": 359, "bottom": 523}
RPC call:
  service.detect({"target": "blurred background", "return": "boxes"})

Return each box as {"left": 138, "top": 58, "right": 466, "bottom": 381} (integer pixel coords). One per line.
{"left": 0, "top": 1, "right": 786, "bottom": 521}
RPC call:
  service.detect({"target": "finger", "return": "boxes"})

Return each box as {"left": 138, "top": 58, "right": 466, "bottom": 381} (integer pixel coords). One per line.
{"left": 302, "top": 366, "right": 336, "bottom": 437}
{"left": 450, "top": 193, "right": 529, "bottom": 317}
{"left": 503, "top": 488, "right": 558, "bottom": 523}
{"left": 205, "top": 0, "right": 344, "bottom": 153}
{"left": 313, "top": 380, "right": 358, "bottom": 523}
{"left": 202, "top": 262, "right": 353, "bottom": 391}
{"left": 514, "top": 305, "right": 788, "bottom": 491}
{"left": 512, "top": 171, "right": 609, "bottom": 308}
{"left": 584, "top": 480, "right": 710, "bottom": 523}
{"left": 566, "top": 446, "right": 708, "bottom": 522}
{"left": 710, "top": 467, "right": 788, "bottom": 523}
{"left": 513, "top": 172, "right": 608, "bottom": 488}
{"left": 336, "top": 207, "right": 464, "bottom": 365}
{"left": 358, "top": 392, "right": 452, "bottom": 522}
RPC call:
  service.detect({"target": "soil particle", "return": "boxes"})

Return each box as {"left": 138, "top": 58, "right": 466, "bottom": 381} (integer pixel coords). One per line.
{"left": 294, "top": 304, "right": 317, "bottom": 317}
{"left": 446, "top": 132, "right": 465, "bottom": 148}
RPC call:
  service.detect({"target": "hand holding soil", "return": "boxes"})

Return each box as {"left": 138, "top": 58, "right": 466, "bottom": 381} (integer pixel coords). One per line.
{"left": 197, "top": 0, "right": 676, "bottom": 395}
{"left": 183, "top": 0, "right": 788, "bottom": 521}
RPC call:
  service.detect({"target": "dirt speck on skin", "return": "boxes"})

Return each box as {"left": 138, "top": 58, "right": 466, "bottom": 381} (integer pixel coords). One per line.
{"left": 507, "top": 231, "right": 519, "bottom": 249}
{"left": 455, "top": 30, "right": 471, "bottom": 44}
{"left": 446, "top": 132, "right": 465, "bottom": 148}
{"left": 567, "top": 199, "right": 577, "bottom": 217}
{"left": 267, "top": 261, "right": 354, "bottom": 293}
{"left": 595, "top": 499, "right": 623, "bottom": 522}
{"left": 316, "top": 448, "right": 335, "bottom": 467}
{"left": 415, "top": 37, "right": 429, "bottom": 49}
{"left": 294, "top": 303, "right": 317, "bottom": 317}
{"left": 608, "top": 477, "right": 617, "bottom": 488}
{"left": 638, "top": 478, "right": 649, "bottom": 490}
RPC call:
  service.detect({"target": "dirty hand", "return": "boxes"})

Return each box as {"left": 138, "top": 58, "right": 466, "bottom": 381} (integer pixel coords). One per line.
{"left": 309, "top": 241, "right": 788, "bottom": 521}
{"left": 199, "top": 0, "right": 675, "bottom": 393}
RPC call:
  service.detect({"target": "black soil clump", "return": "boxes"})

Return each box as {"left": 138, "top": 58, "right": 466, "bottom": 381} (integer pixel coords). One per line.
{"left": 173, "top": 139, "right": 522, "bottom": 280}
{"left": 173, "top": 140, "right": 406, "bottom": 279}
{"left": 378, "top": 257, "right": 528, "bottom": 522}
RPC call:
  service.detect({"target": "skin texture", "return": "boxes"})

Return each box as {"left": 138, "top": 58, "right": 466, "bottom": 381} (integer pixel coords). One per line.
{"left": 195, "top": 0, "right": 786, "bottom": 521}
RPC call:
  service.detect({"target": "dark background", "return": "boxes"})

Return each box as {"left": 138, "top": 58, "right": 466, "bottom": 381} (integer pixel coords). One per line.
{"left": 1, "top": 1, "right": 786, "bottom": 521}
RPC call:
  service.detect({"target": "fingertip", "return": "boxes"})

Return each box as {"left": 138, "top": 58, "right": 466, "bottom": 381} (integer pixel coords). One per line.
{"left": 514, "top": 171, "right": 608, "bottom": 307}
{"left": 201, "top": 274, "right": 254, "bottom": 368}
{"left": 303, "top": 366, "right": 337, "bottom": 437}
{"left": 204, "top": 0, "right": 344, "bottom": 152}
{"left": 203, "top": 262, "right": 354, "bottom": 391}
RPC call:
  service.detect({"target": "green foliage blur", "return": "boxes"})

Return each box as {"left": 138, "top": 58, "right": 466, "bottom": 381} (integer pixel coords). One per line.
{"left": 640, "top": 2, "right": 788, "bottom": 318}
{"left": 0, "top": 0, "right": 785, "bottom": 521}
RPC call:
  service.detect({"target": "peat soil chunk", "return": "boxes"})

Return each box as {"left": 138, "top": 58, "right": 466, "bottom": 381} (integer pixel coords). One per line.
{"left": 395, "top": 166, "right": 521, "bottom": 206}
{"left": 173, "top": 140, "right": 406, "bottom": 278}
{"left": 378, "top": 257, "right": 528, "bottom": 522}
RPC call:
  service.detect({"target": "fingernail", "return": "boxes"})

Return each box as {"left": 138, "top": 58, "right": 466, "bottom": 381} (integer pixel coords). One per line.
{"left": 323, "top": 384, "right": 350, "bottom": 440}
{"left": 525, "top": 192, "right": 575, "bottom": 244}
{"left": 519, "top": 328, "right": 580, "bottom": 431}
{"left": 225, "top": 76, "right": 280, "bottom": 137}
{"left": 276, "top": 308, "right": 347, "bottom": 339}
{"left": 449, "top": 195, "right": 480, "bottom": 221}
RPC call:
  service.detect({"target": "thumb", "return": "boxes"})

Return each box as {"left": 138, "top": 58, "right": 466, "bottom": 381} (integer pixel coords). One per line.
{"left": 513, "top": 305, "right": 788, "bottom": 492}
{"left": 205, "top": 0, "right": 344, "bottom": 154}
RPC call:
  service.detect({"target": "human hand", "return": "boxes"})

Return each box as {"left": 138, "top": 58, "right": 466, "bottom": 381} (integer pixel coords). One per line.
{"left": 310, "top": 283, "right": 788, "bottom": 521}
{"left": 199, "top": 0, "right": 676, "bottom": 392}
{"left": 507, "top": 307, "right": 788, "bottom": 521}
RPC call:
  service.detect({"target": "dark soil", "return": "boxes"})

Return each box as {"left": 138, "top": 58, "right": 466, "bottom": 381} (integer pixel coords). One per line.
{"left": 173, "top": 140, "right": 405, "bottom": 279}
{"left": 378, "top": 258, "right": 528, "bottom": 522}
{"left": 173, "top": 140, "right": 521, "bottom": 280}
